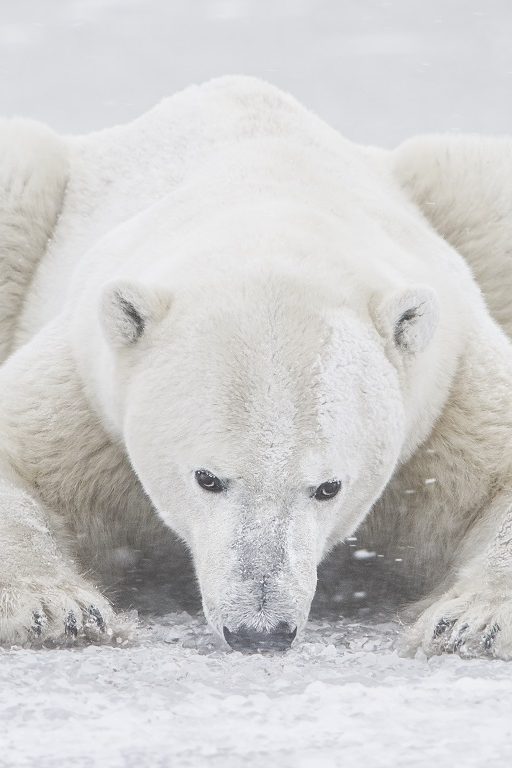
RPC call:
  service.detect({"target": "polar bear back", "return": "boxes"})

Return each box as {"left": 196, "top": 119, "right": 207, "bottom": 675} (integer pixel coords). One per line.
{"left": 14, "top": 76, "right": 355, "bottom": 346}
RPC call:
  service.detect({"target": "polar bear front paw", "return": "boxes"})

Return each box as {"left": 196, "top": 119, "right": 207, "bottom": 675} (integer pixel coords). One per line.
{"left": 403, "top": 589, "right": 512, "bottom": 660}
{"left": 0, "top": 577, "right": 114, "bottom": 646}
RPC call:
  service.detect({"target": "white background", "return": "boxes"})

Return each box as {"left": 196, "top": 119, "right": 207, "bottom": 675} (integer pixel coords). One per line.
{"left": 2, "top": 0, "right": 512, "bottom": 144}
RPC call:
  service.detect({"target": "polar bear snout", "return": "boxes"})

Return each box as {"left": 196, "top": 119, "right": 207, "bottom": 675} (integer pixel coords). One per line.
{"left": 198, "top": 553, "right": 317, "bottom": 652}
{"left": 223, "top": 622, "right": 297, "bottom": 653}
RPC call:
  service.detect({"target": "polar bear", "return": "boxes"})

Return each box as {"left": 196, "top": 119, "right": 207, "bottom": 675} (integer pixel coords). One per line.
{"left": 1, "top": 76, "right": 511, "bottom": 657}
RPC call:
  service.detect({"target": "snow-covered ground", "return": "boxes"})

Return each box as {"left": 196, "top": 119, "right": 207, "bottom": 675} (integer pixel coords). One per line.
{"left": 3, "top": 612, "right": 512, "bottom": 767}
{"left": 2, "top": 1, "right": 512, "bottom": 766}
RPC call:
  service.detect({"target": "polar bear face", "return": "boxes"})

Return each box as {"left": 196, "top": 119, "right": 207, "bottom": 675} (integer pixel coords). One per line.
{"left": 99, "top": 275, "right": 438, "bottom": 651}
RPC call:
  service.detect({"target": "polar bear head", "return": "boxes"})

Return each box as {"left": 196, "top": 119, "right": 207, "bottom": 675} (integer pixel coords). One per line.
{"left": 97, "top": 267, "right": 439, "bottom": 652}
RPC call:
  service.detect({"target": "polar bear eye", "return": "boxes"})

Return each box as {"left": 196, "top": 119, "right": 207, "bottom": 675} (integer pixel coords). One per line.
{"left": 195, "top": 469, "right": 224, "bottom": 493}
{"left": 313, "top": 480, "right": 341, "bottom": 501}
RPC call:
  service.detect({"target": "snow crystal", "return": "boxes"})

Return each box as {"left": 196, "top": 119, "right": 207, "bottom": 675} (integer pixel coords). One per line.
{"left": 353, "top": 549, "right": 377, "bottom": 560}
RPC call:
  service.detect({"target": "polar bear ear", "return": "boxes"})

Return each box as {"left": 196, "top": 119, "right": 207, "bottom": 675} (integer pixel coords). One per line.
{"left": 99, "top": 279, "right": 171, "bottom": 348}
{"left": 371, "top": 285, "right": 439, "bottom": 354}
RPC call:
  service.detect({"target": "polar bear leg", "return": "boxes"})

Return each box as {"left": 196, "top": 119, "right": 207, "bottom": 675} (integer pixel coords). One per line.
{"left": 0, "top": 319, "right": 119, "bottom": 646}
{"left": 404, "top": 491, "right": 512, "bottom": 659}
{"left": 0, "top": 474, "right": 113, "bottom": 645}
{"left": 0, "top": 120, "right": 69, "bottom": 362}
{"left": 393, "top": 135, "right": 512, "bottom": 338}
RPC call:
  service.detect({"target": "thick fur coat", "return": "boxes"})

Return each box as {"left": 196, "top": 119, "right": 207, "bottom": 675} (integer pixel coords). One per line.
{"left": 1, "top": 77, "right": 511, "bottom": 656}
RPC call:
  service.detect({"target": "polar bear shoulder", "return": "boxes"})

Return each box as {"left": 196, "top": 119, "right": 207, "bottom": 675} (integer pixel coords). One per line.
{"left": 0, "top": 119, "right": 69, "bottom": 361}
{"left": 393, "top": 135, "right": 512, "bottom": 337}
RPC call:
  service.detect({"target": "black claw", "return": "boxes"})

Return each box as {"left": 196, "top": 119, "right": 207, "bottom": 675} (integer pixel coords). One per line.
{"left": 483, "top": 623, "right": 501, "bottom": 651}
{"left": 452, "top": 623, "right": 469, "bottom": 651}
{"left": 88, "top": 606, "right": 105, "bottom": 631}
{"left": 433, "top": 618, "right": 455, "bottom": 639}
{"left": 31, "top": 611, "right": 44, "bottom": 638}
{"left": 65, "top": 611, "right": 78, "bottom": 638}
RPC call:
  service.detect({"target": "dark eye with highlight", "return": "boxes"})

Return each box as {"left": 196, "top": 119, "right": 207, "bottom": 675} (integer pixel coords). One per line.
{"left": 195, "top": 469, "right": 224, "bottom": 493}
{"left": 314, "top": 479, "right": 341, "bottom": 501}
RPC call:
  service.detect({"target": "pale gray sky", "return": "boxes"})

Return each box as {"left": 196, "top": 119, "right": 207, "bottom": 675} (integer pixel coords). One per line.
{"left": 1, "top": 1, "right": 511, "bottom": 144}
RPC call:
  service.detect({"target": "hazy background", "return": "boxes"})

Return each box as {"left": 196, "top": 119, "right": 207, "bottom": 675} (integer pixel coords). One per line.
{"left": 1, "top": 0, "right": 511, "bottom": 146}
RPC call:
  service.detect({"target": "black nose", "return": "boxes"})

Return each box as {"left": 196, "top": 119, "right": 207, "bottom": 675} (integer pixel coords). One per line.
{"left": 223, "top": 622, "right": 297, "bottom": 653}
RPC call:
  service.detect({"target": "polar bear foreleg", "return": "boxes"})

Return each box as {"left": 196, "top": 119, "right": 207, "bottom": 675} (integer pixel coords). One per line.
{"left": 405, "top": 491, "right": 512, "bottom": 659}
{"left": 0, "top": 474, "right": 112, "bottom": 645}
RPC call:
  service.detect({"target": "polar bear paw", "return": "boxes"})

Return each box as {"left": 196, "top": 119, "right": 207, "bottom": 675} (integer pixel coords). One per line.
{"left": 403, "top": 589, "right": 512, "bottom": 660}
{"left": 0, "top": 577, "right": 114, "bottom": 646}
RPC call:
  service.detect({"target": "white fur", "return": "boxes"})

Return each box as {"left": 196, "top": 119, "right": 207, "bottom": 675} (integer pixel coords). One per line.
{"left": 0, "top": 77, "right": 511, "bottom": 656}
{"left": 0, "top": 119, "right": 68, "bottom": 362}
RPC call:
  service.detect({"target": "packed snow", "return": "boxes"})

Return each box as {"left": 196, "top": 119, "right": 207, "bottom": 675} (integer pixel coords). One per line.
{"left": 3, "top": 607, "right": 512, "bottom": 767}
{"left": 2, "top": 1, "right": 512, "bottom": 766}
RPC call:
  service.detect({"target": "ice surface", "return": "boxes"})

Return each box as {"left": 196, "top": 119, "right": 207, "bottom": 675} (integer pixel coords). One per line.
{"left": 2, "top": 1, "right": 512, "bottom": 765}
{"left": 2, "top": 612, "right": 512, "bottom": 767}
